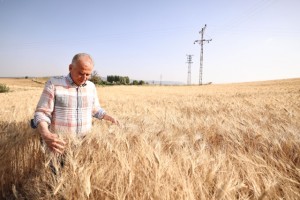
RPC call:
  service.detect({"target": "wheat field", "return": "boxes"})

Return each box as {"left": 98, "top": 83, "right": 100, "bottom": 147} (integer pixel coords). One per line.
{"left": 0, "top": 78, "right": 299, "bottom": 199}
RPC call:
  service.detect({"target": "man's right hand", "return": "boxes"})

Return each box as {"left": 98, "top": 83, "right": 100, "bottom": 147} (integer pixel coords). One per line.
{"left": 37, "top": 121, "right": 66, "bottom": 154}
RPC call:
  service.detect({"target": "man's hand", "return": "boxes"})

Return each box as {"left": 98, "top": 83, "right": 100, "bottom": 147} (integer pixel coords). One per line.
{"left": 41, "top": 131, "right": 66, "bottom": 154}
{"left": 103, "top": 114, "right": 120, "bottom": 126}
{"left": 38, "top": 121, "right": 66, "bottom": 154}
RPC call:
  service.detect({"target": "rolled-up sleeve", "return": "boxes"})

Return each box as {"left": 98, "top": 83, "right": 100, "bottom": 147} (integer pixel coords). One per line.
{"left": 34, "top": 80, "right": 55, "bottom": 126}
{"left": 92, "top": 86, "right": 106, "bottom": 119}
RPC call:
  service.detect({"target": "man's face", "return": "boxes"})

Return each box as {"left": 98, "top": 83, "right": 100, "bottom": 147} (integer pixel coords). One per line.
{"left": 69, "top": 56, "right": 93, "bottom": 86}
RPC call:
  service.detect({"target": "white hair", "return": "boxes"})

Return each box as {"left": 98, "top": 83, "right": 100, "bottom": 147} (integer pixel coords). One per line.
{"left": 71, "top": 53, "right": 94, "bottom": 65}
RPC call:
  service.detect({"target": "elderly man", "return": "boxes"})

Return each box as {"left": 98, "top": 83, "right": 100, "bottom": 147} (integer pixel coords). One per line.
{"left": 33, "top": 53, "right": 118, "bottom": 154}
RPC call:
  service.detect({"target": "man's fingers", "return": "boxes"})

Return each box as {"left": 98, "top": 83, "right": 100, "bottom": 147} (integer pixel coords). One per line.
{"left": 112, "top": 118, "right": 120, "bottom": 125}
{"left": 50, "top": 142, "right": 65, "bottom": 154}
{"left": 54, "top": 138, "right": 67, "bottom": 146}
{"left": 52, "top": 141, "right": 65, "bottom": 150}
{"left": 44, "top": 138, "right": 66, "bottom": 151}
{"left": 44, "top": 137, "right": 66, "bottom": 145}
{"left": 52, "top": 146, "right": 64, "bottom": 154}
{"left": 40, "top": 132, "right": 67, "bottom": 154}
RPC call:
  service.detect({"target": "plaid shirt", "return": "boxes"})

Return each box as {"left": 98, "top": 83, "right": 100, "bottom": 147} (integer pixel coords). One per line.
{"left": 34, "top": 74, "right": 106, "bottom": 135}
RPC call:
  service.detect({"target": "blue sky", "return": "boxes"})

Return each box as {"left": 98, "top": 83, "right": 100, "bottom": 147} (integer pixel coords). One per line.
{"left": 0, "top": 0, "right": 299, "bottom": 84}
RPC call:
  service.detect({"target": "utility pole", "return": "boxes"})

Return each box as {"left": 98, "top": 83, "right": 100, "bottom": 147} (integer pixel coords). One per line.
{"left": 186, "top": 54, "right": 193, "bottom": 85}
{"left": 194, "top": 24, "right": 212, "bottom": 85}
{"left": 160, "top": 74, "right": 162, "bottom": 86}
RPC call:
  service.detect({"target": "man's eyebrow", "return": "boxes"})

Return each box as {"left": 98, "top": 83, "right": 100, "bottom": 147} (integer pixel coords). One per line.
{"left": 80, "top": 72, "right": 91, "bottom": 75}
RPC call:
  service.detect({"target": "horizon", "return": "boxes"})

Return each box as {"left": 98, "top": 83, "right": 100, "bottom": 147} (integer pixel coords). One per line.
{"left": 1, "top": 75, "right": 299, "bottom": 86}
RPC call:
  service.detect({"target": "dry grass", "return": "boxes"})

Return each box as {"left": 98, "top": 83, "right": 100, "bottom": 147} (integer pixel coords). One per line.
{"left": 0, "top": 78, "right": 299, "bottom": 199}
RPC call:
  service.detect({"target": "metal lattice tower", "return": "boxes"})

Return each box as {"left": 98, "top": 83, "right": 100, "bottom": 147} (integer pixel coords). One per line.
{"left": 160, "top": 74, "right": 162, "bottom": 86}
{"left": 186, "top": 55, "right": 193, "bottom": 85}
{"left": 194, "top": 24, "right": 212, "bottom": 85}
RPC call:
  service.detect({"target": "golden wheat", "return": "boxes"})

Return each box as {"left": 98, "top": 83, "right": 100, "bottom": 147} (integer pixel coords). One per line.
{"left": 0, "top": 78, "right": 299, "bottom": 199}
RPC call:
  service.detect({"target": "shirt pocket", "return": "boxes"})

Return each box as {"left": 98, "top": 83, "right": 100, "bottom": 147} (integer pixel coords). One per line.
{"left": 55, "top": 94, "right": 69, "bottom": 108}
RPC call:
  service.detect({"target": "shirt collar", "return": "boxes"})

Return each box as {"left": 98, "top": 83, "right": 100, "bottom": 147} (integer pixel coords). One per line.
{"left": 66, "top": 73, "right": 87, "bottom": 87}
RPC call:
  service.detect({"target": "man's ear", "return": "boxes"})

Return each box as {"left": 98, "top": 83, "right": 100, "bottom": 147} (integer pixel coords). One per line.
{"left": 69, "top": 64, "right": 72, "bottom": 72}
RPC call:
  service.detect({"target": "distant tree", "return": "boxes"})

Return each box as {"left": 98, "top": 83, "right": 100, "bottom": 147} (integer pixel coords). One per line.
{"left": 90, "top": 71, "right": 102, "bottom": 85}
{"left": 138, "top": 80, "right": 145, "bottom": 85}
{"left": 101, "top": 80, "right": 108, "bottom": 85}
{"left": 119, "top": 77, "right": 124, "bottom": 85}
{"left": 125, "top": 76, "right": 130, "bottom": 84}
{"left": 120, "top": 76, "right": 129, "bottom": 85}
{"left": 107, "top": 75, "right": 112, "bottom": 83}
{"left": 132, "top": 80, "right": 139, "bottom": 85}
{"left": 25, "top": 76, "right": 28, "bottom": 79}
{"left": 114, "top": 75, "right": 120, "bottom": 83}
{"left": 0, "top": 84, "right": 10, "bottom": 93}
{"left": 107, "top": 75, "right": 130, "bottom": 85}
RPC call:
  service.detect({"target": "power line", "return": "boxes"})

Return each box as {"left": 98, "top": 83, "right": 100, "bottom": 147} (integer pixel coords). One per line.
{"left": 208, "top": 0, "right": 278, "bottom": 38}
{"left": 194, "top": 24, "right": 212, "bottom": 85}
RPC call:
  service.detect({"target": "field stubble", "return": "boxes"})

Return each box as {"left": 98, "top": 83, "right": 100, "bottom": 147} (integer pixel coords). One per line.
{"left": 0, "top": 78, "right": 299, "bottom": 199}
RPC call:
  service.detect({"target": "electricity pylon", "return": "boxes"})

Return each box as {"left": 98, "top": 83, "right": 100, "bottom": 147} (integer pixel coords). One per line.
{"left": 194, "top": 24, "right": 212, "bottom": 85}
{"left": 186, "top": 55, "right": 193, "bottom": 85}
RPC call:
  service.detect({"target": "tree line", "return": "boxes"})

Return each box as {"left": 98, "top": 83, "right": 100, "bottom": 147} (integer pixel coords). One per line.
{"left": 90, "top": 71, "right": 146, "bottom": 85}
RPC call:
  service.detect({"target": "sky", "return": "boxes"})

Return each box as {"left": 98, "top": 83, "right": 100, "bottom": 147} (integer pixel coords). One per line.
{"left": 0, "top": 0, "right": 300, "bottom": 84}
